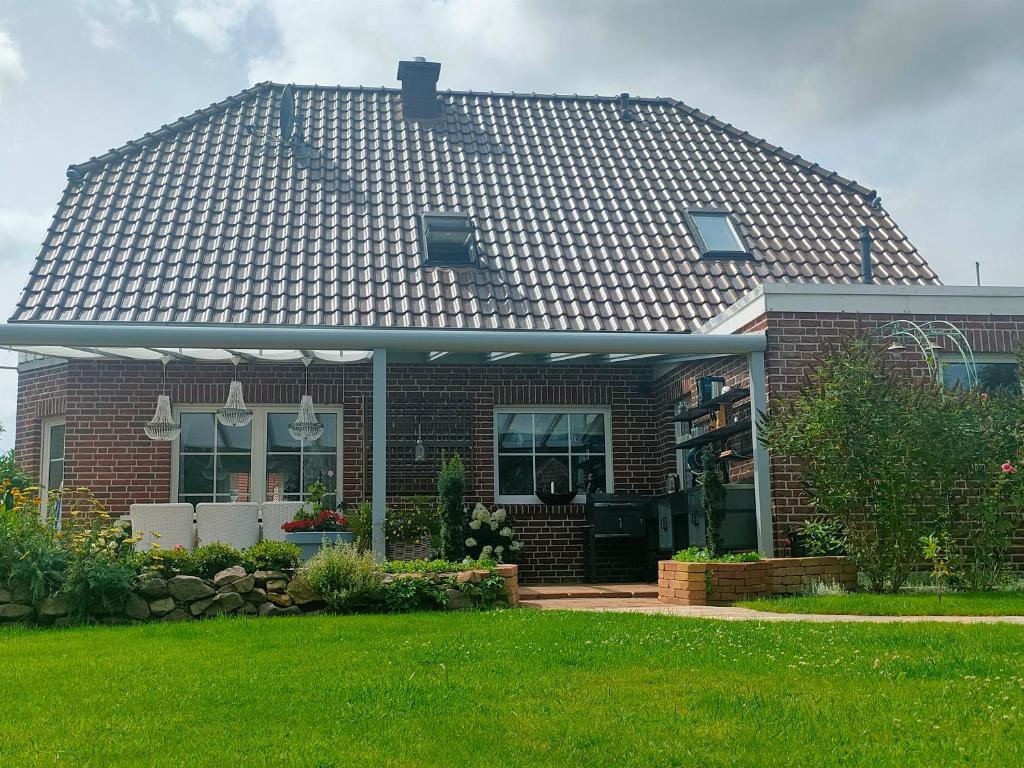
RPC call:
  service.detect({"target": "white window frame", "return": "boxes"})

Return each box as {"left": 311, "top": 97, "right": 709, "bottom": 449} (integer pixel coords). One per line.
{"left": 171, "top": 404, "right": 343, "bottom": 505}
{"left": 40, "top": 415, "right": 66, "bottom": 520}
{"left": 940, "top": 353, "right": 1020, "bottom": 390}
{"left": 493, "top": 405, "right": 613, "bottom": 505}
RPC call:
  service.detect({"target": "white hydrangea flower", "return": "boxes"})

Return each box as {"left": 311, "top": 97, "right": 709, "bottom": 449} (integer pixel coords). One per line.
{"left": 472, "top": 503, "right": 489, "bottom": 522}
{"left": 492, "top": 508, "right": 507, "bottom": 523}
{"left": 494, "top": 546, "right": 504, "bottom": 559}
{"left": 465, "top": 537, "right": 477, "bottom": 548}
{"left": 469, "top": 519, "right": 481, "bottom": 530}
{"left": 499, "top": 526, "right": 513, "bottom": 538}
{"left": 510, "top": 540, "right": 523, "bottom": 551}
{"left": 488, "top": 520, "right": 499, "bottom": 531}
{"left": 481, "top": 545, "right": 493, "bottom": 556}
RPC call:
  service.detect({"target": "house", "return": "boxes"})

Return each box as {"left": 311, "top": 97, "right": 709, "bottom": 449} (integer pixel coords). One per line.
{"left": 4, "top": 58, "right": 1023, "bottom": 582}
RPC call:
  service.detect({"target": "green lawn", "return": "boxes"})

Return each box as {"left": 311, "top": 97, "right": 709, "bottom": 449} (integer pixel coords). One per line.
{"left": 738, "top": 591, "right": 1024, "bottom": 616}
{"left": 2, "top": 611, "right": 1023, "bottom": 767}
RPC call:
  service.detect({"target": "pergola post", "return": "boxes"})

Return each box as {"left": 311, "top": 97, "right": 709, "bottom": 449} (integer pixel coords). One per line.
{"left": 371, "top": 347, "right": 387, "bottom": 559}
{"left": 748, "top": 350, "right": 775, "bottom": 556}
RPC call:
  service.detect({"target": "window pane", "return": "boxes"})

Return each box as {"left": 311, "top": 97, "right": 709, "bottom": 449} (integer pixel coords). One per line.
{"left": 180, "top": 494, "right": 214, "bottom": 505}
{"left": 49, "top": 424, "right": 65, "bottom": 460}
{"left": 181, "top": 413, "right": 215, "bottom": 452}
{"left": 943, "top": 361, "right": 1020, "bottom": 394}
{"left": 497, "top": 413, "right": 533, "bottom": 453}
{"left": 267, "top": 413, "right": 301, "bottom": 452}
{"left": 47, "top": 459, "right": 64, "bottom": 490}
{"left": 535, "top": 413, "right": 569, "bottom": 453}
{"left": 216, "top": 455, "right": 251, "bottom": 502}
{"left": 572, "top": 454, "right": 607, "bottom": 495}
{"left": 570, "top": 413, "right": 606, "bottom": 452}
{"left": 266, "top": 454, "right": 302, "bottom": 500}
{"left": 691, "top": 212, "right": 743, "bottom": 252}
{"left": 311, "top": 414, "right": 337, "bottom": 451}
{"left": 180, "top": 454, "right": 215, "bottom": 495}
{"left": 498, "top": 455, "right": 533, "bottom": 495}
{"left": 216, "top": 421, "right": 251, "bottom": 452}
{"left": 302, "top": 454, "right": 338, "bottom": 505}
{"left": 535, "top": 455, "right": 571, "bottom": 495}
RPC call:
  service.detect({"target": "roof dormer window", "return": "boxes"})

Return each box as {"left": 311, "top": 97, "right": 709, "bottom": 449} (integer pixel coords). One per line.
{"left": 686, "top": 209, "right": 751, "bottom": 259}
{"left": 421, "top": 211, "right": 477, "bottom": 266}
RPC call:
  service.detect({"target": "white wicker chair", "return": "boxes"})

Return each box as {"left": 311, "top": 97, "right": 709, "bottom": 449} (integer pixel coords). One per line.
{"left": 129, "top": 503, "right": 195, "bottom": 553}
{"left": 196, "top": 503, "right": 260, "bottom": 549}
{"left": 260, "top": 502, "right": 304, "bottom": 543}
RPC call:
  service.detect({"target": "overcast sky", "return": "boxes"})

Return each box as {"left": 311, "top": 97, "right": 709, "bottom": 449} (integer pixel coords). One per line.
{"left": 0, "top": 0, "right": 1022, "bottom": 450}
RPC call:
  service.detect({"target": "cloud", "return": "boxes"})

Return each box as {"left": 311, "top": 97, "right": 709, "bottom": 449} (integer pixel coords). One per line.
{"left": 0, "top": 25, "right": 26, "bottom": 100}
{"left": 173, "top": 0, "right": 257, "bottom": 51}
{"left": 74, "top": 0, "right": 159, "bottom": 49}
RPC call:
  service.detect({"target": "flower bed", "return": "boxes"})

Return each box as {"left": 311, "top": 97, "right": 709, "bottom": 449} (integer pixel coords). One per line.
{"left": 658, "top": 556, "right": 856, "bottom": 606}
{"left": 0, "top": 562, "right": 519, "bottom": 627}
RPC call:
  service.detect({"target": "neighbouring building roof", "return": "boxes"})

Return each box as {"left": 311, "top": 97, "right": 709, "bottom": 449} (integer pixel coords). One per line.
{"left": 11, "top": 76, "right": 940, "bottom": 332}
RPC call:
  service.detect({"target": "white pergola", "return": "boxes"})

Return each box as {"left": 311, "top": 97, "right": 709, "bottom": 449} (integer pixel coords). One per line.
{"left": 0, "top": 323, "right": 773, "bottom": 557}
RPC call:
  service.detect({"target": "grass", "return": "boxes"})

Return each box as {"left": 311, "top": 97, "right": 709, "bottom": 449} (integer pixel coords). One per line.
{"left": 2, "top": 610, "right": 1023, "bottom": 767}
{"left": 738, "top": 590, "right": 1024, "bottom": 616}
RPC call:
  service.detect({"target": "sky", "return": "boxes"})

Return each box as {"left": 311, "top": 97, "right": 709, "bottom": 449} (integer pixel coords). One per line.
{"left": 0, "top": 0, "right": 1022, "bottom": 451}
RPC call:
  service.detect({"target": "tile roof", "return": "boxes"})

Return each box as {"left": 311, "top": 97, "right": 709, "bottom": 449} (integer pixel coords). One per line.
{"left": 11, "top": 81, "right": 940, "bottom": 331}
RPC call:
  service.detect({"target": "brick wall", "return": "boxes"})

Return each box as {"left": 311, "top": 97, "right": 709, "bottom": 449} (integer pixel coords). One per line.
{"left": 763, "top": 311, "right": 1024, "bottom": 558}
{"left": 15, "top": 359, "right": 662, "bottom": 582}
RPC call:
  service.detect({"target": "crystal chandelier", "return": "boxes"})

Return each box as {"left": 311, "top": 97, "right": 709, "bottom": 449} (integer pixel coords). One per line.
{"left": 216, "top": 356, "right": 253, "bottom": 428}
{"left": 144, "top": 357, "right": 182, "bottom": 441}
{"left": 288, "top": 356, "right": 323, "bottom": 442}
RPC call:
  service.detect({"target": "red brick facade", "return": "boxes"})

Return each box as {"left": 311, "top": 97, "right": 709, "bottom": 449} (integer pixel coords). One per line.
{"left": 14, "top": 309, "right": 1024, "bottom": 580}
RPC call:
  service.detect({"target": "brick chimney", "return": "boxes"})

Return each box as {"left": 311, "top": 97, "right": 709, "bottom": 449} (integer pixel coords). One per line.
{"left": 397, "top": 57, "right": 442, "bottom": 120}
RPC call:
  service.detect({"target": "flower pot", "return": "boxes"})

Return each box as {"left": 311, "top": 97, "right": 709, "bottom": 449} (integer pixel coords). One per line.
{"left": 284, "top": 531, "right": 355, "bottom": 560}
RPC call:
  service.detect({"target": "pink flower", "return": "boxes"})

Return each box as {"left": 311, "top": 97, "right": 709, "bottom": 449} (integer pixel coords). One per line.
{"left": 1001, "top": 462, "right": 1017, "bottom": 474}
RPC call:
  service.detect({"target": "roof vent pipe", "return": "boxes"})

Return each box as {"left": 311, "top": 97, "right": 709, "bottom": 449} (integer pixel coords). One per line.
{"left": 397, "top": 57, "right": 442, "bottom": 120}
{"left": 859, "top": 226, "right": 873, "bottom": 284}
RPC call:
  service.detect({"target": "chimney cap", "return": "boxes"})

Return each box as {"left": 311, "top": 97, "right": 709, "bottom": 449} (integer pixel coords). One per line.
{"left": 398, "top": 58, "right": 441, "bottom": 81}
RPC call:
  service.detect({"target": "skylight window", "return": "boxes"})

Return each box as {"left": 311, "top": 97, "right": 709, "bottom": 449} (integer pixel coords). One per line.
{"left": 686, "top": 210, "right": 750, "bottom": 259}
{"left": 421, "top": 211, "right": 477, "bottom": 266}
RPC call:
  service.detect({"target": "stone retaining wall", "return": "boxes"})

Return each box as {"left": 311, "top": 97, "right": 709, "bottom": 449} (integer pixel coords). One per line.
{"left": 658, "top": 557, "right": 856, "bottom": 606}
{"left": 0, "top": 564, "right": 520, "bottom": 626}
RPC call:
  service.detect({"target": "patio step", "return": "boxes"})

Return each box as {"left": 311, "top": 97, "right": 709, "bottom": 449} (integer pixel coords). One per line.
{"left": 518, "top": 583, "right": 658, "bottom": 600}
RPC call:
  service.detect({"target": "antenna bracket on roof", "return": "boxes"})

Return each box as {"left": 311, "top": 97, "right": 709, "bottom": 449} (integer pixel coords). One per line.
{"left": 244, "top": 84, "right": 319, "bottom": 160}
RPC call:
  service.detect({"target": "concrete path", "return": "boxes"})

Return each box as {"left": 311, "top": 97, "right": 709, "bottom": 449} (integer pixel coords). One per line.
{"left": 520, "top": 597, "right": 1024, "bottom": 624}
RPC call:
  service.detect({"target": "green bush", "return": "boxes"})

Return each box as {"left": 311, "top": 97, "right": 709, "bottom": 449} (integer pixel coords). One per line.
{"left": 140, "top": 546, "right": 196, "bottom": 578}
{"left": 762, "top": 338, "right": 1023, "bottom": 592}
{"left": 190, "top": 543, "right": 249, "bottom": 579}
{"left": 247, "top": 540, "right": 301, "bottom": 571}
{"left": 673, "top": 547, "right": 762, "bottom": 563}
{"left": 0, "top": 450, "right": 31, "bottom": 512}
{"left": 380, "top": 558, "right": 495, "bottom": 574}
{"left": 62, "top": 516, "right": 137, "bottom": 619}
{"left": 799, "top": 517, "right": 847, "bottom": 556}
{"left": 698, "top": 447, "right": 726, "bottom": 555}
{"left": 291, "top": 542, "right": 384, "bottom": 612}
{"left": 437, "top": 454, "right": 466, "bottom": 561}
{"left": 382, "top": 576, "right": 448, "bottom": 612}
{"left": 464, "top": 503, "right": 522, "bottom": 562}
{"left": 342, "top": 501, "right": 373, "bottom": 553}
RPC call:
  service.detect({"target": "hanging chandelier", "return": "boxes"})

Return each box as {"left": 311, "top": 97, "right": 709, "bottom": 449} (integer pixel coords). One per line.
{"left": 288, "top": 356, "right": 324, "bottom": 442}
{"left": 144, "top": 356, "right": 182, "bottom": 441}
{"left": 216, "top": 356, "right": 253, "bottom": 428}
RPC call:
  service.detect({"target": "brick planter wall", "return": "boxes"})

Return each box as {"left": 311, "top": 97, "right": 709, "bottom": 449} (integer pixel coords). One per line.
{"left": 658, "top": 556, "right": 856, "bottom": 606}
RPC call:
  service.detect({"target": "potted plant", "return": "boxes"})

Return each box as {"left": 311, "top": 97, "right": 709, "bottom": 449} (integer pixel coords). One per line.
{"left": 282, "top": 481, "right": 353, "bottom": 560}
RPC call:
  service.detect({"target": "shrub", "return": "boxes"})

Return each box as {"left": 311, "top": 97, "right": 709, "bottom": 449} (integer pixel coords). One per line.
{"left": 140, "top": 546, "right": 196, "bottom": 578}
{"left": 346, "top": 501, "right": 373, "bottom": 553}
{"left": 291, "top": 542, "right": 383, "bottom": 612}
{"left": 61, "top": 509, "right": 138, "bottom": 619}
{"left": 190, "top": 543, "right": 248, "bottom": 579}
{"left": 0, "top": 482, "right": 66, "bottom": 602}
{"left": 698, "top": 447, "right": 726, "bottom": 555}
{"left": 673, "top": 547, "right": 762, "bottom": 563}
{"left": 799, "top": 517, "right": 847, "bottom": 556}
{"left": 382, "top": 576, "right": 448, "bottom": 612}
{"left": 247, "top": 540, "right": 302, "bottom": 571}
{"left": 464, "top": 503, "right": 522, "bottom": 562}
{"left": 761, "top": 337, "right": 1023, "bottom": 592}
{"left": 0, "top": 450, "right": 31, "bottom": 511}
{"left": 437, "top": 453, "right": 466, "bottom": 561}
{"left": 380, "top": 558, "right": 494, "bottom": 574}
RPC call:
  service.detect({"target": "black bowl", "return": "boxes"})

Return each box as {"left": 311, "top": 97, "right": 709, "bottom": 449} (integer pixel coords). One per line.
{"left": 535, "top": 489, "right": 578, "bottom": 505}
